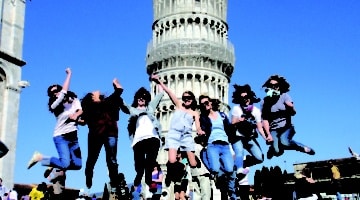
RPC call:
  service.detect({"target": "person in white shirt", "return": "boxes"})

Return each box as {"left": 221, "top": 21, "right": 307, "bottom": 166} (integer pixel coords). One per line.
{"left": 27, "top": 68, "right": 83, "bottom": 173}
{"left": 230, "top": 84, "right": 272, "bottom": 180}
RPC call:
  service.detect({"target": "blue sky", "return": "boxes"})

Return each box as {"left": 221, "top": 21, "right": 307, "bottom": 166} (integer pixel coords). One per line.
{"left": 15, "top": 0, "right": 360, "bottom": 194}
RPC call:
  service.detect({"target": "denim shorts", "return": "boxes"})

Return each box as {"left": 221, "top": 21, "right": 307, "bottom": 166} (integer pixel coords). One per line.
{"left": 164, "top": 129, "right": 195, "bottom": 152}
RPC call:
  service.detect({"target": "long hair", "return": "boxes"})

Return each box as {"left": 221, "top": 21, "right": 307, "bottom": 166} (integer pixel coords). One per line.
{"left": 199, "top": 95, "right": 210, "bottom": 114}
{"left": 262, "top": 74, "right": 290, "bottom": 93}
{"left": 80, "top": 92, "right": 105, "bottom": 120}
{"left": 131, "top": 87, "right": 151, "bottom": 107}
{"left": 47, "top": 84, "right": 78, "bottom": 117}
{"left": 232, "top": 84, "right": 260, "bottom": 105}
{"left": 182, "top": 91, "right": 197, "bottom": 110}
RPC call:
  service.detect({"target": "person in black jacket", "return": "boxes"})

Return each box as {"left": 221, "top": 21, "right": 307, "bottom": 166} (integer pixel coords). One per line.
{"left": 80, "top": 78, "right": 125, "bottom": 197}
{"left": 198, "top": 95, "right": 237, "bottom": 200}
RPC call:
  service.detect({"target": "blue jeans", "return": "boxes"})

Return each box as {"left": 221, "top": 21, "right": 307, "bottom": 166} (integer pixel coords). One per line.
{"left": 201, "top": 143, "right": 236, "bottom": 200}
{"left": 232, "top": 138, "right": 263, "bottom": 170}
{"left": 42, "top": 131, "right": 82, "bottom": 170}
{"left": 271, "top": 126, "right": 308, "bottom": 155}
{"left": 85, "top": 135, "right": 118, "bottom": 187}
{"left": 206, "top": 143, "right": 234, "bottom": 174}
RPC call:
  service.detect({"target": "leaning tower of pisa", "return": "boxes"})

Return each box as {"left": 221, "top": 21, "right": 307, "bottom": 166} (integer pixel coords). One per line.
{"left": 145, "top": 0, "right": 235, "bottom": 197}
{"left": 146, "top": 0, "right": 235, "bottom": 161}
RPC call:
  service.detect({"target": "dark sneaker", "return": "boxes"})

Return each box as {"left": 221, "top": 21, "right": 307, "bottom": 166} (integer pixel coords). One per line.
{"left": 267, "top": 148, "right": 274, "bottom": 160}
{"left": 214, "top": 174, "right": 223, "bottom": 189}
{"left": 304, "top": 147, "right": 315, "bottom": 155}
{"left": 165, "top": 176, "right": 171, "bottom": 187}
{"left": 43, "top": 167, "right": 54, "bottom": 178}
{"left": 86, "top": 175, "right": 93, "bottom": 189}
{"left": 236, "top": 173, "right": 246, "bottom": 181}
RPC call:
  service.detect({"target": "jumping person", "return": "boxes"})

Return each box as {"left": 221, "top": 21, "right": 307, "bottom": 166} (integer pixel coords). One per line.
{"left": 198, "top": 95, "right": 236, "bottom": 200}
{"left": 154, "top": 76, "right": 205, "bottom": 187}
{"left": 80, "top": 77, "right": 125, "bottom": 198}
{"left": 27, "top": 68, "right": 83, "bottom": 173}
{"left": 230, "top": 84, "right": 272, "bottom": 180}
{"left": 262, "top": 75, "right": 315, "bottom": 159}
{"left": 119, "top": 74, "right": 166, "bottom": 191}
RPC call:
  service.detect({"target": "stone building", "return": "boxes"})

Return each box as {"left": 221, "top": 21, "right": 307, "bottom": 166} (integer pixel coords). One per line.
{"left": 145, "top": 0, "right": 235, "bottom": 198}
{"left": 0, "top": 0, "right": 28, "bottom": 189}
{"left": 289, "top": 157, "right": 360, "bottom": 199}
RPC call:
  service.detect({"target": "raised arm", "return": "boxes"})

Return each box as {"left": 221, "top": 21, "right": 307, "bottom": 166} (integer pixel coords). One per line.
{"left": 112, "top": 78, "right": 131, "bottom": 114}
{"left": 113, "top": 78, "right": 122, "bottom": 90}
{"left": 151, "top": 74, "right": 181, "bottom": 108}
{"left": 50, "top": 68, "right": 71, "bottom": 110}
{"left": 62, "top": 68, "right": 72, "bottom": 92}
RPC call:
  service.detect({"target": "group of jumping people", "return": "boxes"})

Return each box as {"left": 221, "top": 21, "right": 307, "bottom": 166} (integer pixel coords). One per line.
{"left": 26, "top": 68, "right": 315, "bottom": 199}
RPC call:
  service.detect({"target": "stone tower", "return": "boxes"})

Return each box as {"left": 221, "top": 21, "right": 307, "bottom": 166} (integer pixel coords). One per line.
{"left": 0, "top": 0, "right": 27, "bottom": 188}
{"left": 146, "top": 0, "right": 235, "bottom": 164}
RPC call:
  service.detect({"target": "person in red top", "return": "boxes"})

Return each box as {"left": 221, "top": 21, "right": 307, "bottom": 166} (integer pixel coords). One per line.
{"left": 80, "top": 78, "right": 125, "bottom": 195}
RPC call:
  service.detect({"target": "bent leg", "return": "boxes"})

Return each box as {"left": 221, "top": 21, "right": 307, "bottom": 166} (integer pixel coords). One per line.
{"left": 244, "top": 139, "right": 264, "bottom": 167}
{"left": 231, "top": 140, "right": 245, "bottom": 171}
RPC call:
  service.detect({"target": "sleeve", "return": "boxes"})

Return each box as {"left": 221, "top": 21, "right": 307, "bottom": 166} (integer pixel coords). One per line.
{"left": 107, "top": 88, "right": 123, "bottom": 104}
{"left": 231, "top": 105, "right": 243, "bottom": 119}
{"left": 73, "top": 98, "right": 82, "bottom": 111}
{"left": 50, "top": 90, "right": 66, "bottom": 109}
{"left": 252, "top": 107, "right": 262, "bottom": 123}
{"left": 283, "top": 93, "right": 293, "bottom": 103}
{"left": 149, "top": 91, "right": 164, "bottom": 109}
{"left": 120, "top": 100, "right": 131, "bottom": 115}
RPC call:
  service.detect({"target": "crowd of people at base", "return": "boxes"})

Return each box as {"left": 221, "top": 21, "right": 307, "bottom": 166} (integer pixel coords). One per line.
{"left": 15, "top": 68, "right": 317, "bottom": 199}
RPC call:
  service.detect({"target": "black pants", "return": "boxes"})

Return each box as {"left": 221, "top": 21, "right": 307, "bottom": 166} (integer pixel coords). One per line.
{"left": 133, "top": 137, "right": 160, "bottom": 186}
{"left": 85, "top": 134, "right": 118, "bottom": 187}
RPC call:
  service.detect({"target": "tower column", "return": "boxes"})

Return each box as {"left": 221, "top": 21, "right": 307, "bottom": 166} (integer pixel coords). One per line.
{"left": 0, "top": 0, "right": 27, "bottom": 189}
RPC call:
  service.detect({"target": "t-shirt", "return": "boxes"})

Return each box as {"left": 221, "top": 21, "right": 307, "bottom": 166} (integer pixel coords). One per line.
{"left": 231, "top": 105, "right": 261, "bottom": 137}
{"left": 52, "top": 91, "right": 82, "bottom": 137}
{"left": 263, "top": 93, "right": 293, "bottom": 130}
{"left": 208, "top": 112, "right": 229, "bottom": 144}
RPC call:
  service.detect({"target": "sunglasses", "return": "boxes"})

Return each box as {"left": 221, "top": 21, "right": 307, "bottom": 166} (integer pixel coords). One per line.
{"left": 201, "top": 100, "right": 210, "bottom": 106}
{"left": 240, "top": 95, "right": 250, "bottom": 100}
{"left": 182, "top": 96, "right": 193, "bottom": 101}
{"left": 50, "top": 88, "right": 61, "bottom": 96}
{"left": 268, "top": 83, "right": 279, "bottom": 89}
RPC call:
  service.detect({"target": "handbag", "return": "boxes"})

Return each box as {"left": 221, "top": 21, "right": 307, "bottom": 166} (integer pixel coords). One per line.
{"left": 150, "top": 182, "right": 157, "bottom": 190}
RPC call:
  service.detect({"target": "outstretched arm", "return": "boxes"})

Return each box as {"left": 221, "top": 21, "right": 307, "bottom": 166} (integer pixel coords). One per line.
{"left": 151, "top": 74, "right": 181, "bottom": 108}
{"left": 62, "top": 68, "right": 72, "bottom": 92}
